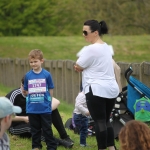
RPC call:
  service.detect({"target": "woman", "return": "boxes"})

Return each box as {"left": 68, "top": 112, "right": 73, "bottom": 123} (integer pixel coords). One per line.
{"left": 119, "top": 120, "right": 150, "bottom": 150}
{"left": 74, "top": 20, "right": 119, "bottom": 150}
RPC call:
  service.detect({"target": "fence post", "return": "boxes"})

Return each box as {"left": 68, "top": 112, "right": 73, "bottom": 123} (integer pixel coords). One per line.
{"left": 140, "top": 62, "right": 150, "bottom": 87}
{"left": 117, "top": 62, "right": 132, "bottom": 87}
{"left": 0, "top": 58, "right": 150, "bottom": 105}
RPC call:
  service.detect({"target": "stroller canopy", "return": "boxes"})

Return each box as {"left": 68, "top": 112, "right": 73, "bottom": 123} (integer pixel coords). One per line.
{"left": 127, "top": 76, "right": 150, "bottom": 115}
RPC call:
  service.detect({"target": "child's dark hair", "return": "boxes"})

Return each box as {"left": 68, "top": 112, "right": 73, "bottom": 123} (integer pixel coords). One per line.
{"left": 84, "top": 20, "right": 108, "bottom": 36}
{"left": 21, "top": 76, "right": 25, "bottom": 85}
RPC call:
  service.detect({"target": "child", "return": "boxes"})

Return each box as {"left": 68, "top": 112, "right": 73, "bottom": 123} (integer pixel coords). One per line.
{"left": 24, "top": 49, "right": 57, "bottom": 150}
{"left": 73, "top": 91, "right": 90, "bottom": 147}
{"left": 6, "top": 76, "right": 73, "bottom": 148}
{"left": 0, "top": 97, "right": 21, "bottom": 150}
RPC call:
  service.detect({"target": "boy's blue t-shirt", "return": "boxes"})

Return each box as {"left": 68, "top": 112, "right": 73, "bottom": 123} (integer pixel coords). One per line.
{"left": 24, "top": 69, "right": 54, "bottom": 114}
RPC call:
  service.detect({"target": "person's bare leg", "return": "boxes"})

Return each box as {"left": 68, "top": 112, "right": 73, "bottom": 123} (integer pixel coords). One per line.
{"left": 51, "top": 97, "right": 60, "bottom": 111}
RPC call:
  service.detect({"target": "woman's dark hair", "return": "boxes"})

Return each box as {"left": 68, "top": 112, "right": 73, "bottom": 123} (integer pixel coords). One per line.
{"left": 84, "top": 20, "right": 108, "bottom": 36}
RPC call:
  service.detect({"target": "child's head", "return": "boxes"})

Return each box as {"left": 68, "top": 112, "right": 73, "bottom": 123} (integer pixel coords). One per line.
{"left": 28, "top": 49, "right": 43, "bottom": 60}
{"left": 119, "top": 120, "right": 150, "bottom": 150}
{"left": 28, "top": 49, "right": 44, "bottom": 72}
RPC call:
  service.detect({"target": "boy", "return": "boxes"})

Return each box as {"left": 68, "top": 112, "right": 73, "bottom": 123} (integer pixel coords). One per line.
{"left": 6, "top": 76, "right": 74, "bottom": 148}
{"left": 0, "top": 97, "right": 21, "bottom": 150}
{"left": 24, "top": 49, "right": 57, "bottom": 150}
{"left": 73, "top": 91, "right": 90, "bottom": 147}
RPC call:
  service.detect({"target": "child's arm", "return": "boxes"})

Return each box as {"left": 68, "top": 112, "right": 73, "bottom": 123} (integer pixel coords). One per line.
{"left": 49, "top": 89, "right": 53, "bottom": 97}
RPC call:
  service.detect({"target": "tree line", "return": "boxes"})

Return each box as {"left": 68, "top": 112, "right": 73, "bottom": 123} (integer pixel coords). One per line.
{"left": 0, "top": 0, "right": 150, "bottom": 36}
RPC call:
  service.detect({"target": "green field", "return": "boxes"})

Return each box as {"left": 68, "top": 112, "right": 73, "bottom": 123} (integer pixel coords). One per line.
{"left": 0, "top": 35, "right": 150, "bottom": 62}
{"left": 0, "top": 35, "right": 150, "bottom": 149}
{"left": 0, "top": 84, "right": 107, "bottom": 150}
{"left": 0, "top": 84, "right": 120, "bottom": 150}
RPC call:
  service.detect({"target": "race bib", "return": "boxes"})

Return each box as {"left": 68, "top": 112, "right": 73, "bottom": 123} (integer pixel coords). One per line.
{"left": 28, "top": 79, "right": 46, "bottom": 94}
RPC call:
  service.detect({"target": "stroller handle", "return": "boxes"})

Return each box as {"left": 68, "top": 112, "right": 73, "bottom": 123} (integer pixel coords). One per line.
{"left": 125, "top": 67, "right": 134, "bottom": 88}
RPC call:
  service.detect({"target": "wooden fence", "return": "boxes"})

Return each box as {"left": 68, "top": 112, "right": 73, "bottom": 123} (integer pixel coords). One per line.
{"left": 0, "top": 58, "right": 150, "bottom": 104}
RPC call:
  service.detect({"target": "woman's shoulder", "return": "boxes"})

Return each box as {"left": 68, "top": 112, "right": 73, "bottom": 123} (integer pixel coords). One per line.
{"left": 87, "top": 43, "right": 107, "bottom": 49}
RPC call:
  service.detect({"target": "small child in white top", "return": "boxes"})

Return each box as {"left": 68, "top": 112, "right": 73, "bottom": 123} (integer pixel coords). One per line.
{"left": 73, "top": 91, "right": 90, "bottom": 147}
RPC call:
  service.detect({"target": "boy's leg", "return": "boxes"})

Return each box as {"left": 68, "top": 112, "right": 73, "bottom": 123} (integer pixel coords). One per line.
{"left": 28, "top": 114, "right": 42, "bottom": 149}
{"left": 41, "top": 114, "right": 57, "bottom": 150}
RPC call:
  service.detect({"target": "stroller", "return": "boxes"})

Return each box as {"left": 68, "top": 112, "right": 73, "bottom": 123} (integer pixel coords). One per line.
{"left": 111, "top": 67, "right": 150, "bottom": 139}
{"left": 65, "top": 67, "right": 150, "bottom": 138}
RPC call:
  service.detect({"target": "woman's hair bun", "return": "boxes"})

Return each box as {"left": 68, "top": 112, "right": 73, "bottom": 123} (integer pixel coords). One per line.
{"left": 99, "top": 20, "right": 108, "bottom": 35}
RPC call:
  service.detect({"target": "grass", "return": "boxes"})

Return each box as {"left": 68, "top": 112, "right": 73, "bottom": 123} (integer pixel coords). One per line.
{"left": 1, "top": 35, "right": 149, "bottom": 149}
{"left": 0, "top": 35, "right": 150, "bottom": 62}
{"left": 0, "top": 84, "right": 119, "bottom": 150}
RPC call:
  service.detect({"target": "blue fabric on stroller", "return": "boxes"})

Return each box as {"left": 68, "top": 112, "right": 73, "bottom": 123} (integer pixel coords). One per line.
{"left": 127, "top": 76, "right": 150, "bottom": 115}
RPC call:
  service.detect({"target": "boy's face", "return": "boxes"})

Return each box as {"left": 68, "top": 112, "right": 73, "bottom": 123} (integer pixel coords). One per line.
{"left": 29, "top": 58, "right": 44, "bottom": 72}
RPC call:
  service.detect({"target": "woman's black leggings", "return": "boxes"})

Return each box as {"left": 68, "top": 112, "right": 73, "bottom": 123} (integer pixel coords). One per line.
{"left": 85, "top": 87, "right": 116, "bottom": 149}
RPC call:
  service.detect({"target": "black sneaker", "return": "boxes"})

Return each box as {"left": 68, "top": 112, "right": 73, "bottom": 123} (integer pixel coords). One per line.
{"left": 57, "top": 137, "right": 74, "bottom": 148}
{"left": 63, "top": 137, "right": 74, "bottom": 144}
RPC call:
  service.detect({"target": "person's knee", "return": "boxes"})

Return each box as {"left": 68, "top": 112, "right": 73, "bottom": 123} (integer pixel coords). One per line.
{"left": 96, "top": 119, "right": 106, "bottom": 131}
{"left": 52, "top": 97, "right": 60, "bottom": 111}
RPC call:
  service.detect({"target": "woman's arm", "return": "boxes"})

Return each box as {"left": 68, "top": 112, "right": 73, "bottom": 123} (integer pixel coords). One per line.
{"left": 74, "top": 64, "right": 84, "bottom": 72}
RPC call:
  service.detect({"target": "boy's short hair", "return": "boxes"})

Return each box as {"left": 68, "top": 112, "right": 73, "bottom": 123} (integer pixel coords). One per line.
{"left": 28, "top": 49, "right": 43, "bottom": 60}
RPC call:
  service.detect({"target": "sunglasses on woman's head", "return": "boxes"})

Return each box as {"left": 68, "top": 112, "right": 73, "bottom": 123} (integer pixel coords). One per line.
{"left": 83, "top": 30, "right": 94, "bottom": 36}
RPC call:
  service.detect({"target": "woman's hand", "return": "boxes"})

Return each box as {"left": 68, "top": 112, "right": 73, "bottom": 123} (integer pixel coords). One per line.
{"left": 74, "top": 65, "right": 83, "bottom": 72}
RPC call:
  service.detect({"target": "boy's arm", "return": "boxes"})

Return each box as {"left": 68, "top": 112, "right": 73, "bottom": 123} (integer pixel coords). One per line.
{"left": 49, "top": 89, "right": 53, "bottom": 97}
{"left": 23, "top": 75, "right": 28, "bottom": 95}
